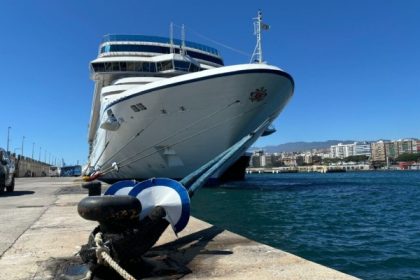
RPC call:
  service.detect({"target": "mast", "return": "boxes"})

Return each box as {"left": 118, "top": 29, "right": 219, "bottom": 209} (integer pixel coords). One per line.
{"left": 251, "top": 10, "right": 270, "bottom": 64}
{"left": 181, "top": 24, "right": 186, "bottom": 55}
{"left": 169, "top": 22, "right": 174, "bottom": 54}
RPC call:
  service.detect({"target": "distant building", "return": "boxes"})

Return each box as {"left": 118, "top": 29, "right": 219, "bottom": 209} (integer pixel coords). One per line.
{"left": 250, "top": 150, "right": 273, "bottom": 167}
{"left": 330, "top": 143, "right": 345, "bottom": 158}
{"left": 264, "top": 154, "right": 272, "bottom": 167}
{"left": 371, "top": 138, "right": 419, "bottom": 165}
{"left": 270, "top": 154, "right": 283, "bottom": 167}
{"left": 250, "top": 150, "right": 264, "bottom": 167}
{"left": 330, "top": 142, "right": 371, "bottom": 158}
{"left": 283, "top": 157, "right": 297, "bottom": 166}
{"left": 353, "top": 141, "right": 371, "bottom": 157}
{"left": 396, "top": 139, "right": 417, "bottom": 155}
{"left": 304, "top": 154, "right": 312, "bottom": 164}
{"left": 371, "top": 141, "right": 387, "bottom": 163}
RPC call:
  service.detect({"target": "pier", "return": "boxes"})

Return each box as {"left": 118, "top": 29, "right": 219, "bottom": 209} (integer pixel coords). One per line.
{"left": 0, "top": 177, "right": 358, "bottom": 279}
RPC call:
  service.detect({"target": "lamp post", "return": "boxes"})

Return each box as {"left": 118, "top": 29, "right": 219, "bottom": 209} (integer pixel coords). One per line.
{"left": 32, "top": 142, "right": 35, "bottom": 159}
{"left": 7, "top": 126, "right": 11, "bottom": 153}
{"left": 21, "top": 136, "right": 25, "bottom": 157}
{"left": 39, "top": 147, "right": 42, "bottom": 161}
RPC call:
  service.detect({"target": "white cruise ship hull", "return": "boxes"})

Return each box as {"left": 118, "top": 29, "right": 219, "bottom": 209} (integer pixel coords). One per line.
{"left": 89, "top": 64, "right": 294, "bottom": 181}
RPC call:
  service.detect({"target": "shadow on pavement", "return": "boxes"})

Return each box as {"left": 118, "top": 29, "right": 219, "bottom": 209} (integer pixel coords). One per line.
{"left": 0, "top": 190, "right": 35, "bottom": 197}
{"left": 51, "top": 225, "right": 231, "bottom": 279}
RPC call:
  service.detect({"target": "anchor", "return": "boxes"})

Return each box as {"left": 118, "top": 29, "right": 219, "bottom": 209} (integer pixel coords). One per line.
{"left": 77, "top": 131, "right": 259, "bottom": 279}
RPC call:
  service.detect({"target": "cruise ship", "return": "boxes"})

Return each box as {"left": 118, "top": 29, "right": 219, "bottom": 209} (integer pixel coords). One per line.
{"left": 86, "top": 12, "right": 294, "bottom": 182}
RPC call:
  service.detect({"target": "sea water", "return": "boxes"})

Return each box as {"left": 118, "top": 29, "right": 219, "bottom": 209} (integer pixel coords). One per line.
{"left": 191, "top": 171, "right": 420, "bottom": 280}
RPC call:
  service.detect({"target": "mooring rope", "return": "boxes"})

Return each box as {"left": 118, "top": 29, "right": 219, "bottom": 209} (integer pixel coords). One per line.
{"left": 94, "top": 232, "right": 137, "bottom": 280}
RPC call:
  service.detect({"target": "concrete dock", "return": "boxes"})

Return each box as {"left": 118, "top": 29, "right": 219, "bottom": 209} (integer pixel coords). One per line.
{"left": 0, "top": 178, "right": 358, "bottom": 280}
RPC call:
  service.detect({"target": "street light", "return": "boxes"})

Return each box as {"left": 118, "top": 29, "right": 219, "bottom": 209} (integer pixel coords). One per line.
{"left": 32, "top": 142, "right": 35, "bottom": 159}
{"left": 7, "top": 126, "right": 11, "bottom": 153}
{"left": 21, "top": 136, "right": 25, "bottom": 157}
{"left": 39, "top": 147, "right": 42, "bottom": 161}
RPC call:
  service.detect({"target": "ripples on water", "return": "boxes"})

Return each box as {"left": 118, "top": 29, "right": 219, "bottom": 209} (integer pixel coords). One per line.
{"left": 191, "top": 171, "right": 420, "bottom": 280}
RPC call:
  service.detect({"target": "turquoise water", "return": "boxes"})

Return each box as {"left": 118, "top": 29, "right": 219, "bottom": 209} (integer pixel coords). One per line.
{"left": 191, "top": 171, "right": 420, "bottom": 280}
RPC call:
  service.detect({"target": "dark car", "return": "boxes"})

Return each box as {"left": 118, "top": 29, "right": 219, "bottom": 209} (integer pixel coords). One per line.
{"left": 0, "top": 148, "right": 15, "bottom": 193}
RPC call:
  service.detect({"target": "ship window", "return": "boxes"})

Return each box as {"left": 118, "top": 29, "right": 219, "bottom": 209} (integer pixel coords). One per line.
{"left": 150, "top": 63, "right": 156, "bottom": 72}
{"left": 134, "top": 62, "right": 144, "bottom": 72}
{"left": 92, "top": 63, "right": 105, "bottom": 72}
{"left": 120, "top": 62, "right": 127, "bottom": 71}
{"left": 104, "top": 62, "right": 112, "bottom": 71}
{"left": 102, "top": 44, "right": 170, "bottom": 54}
{"left": 131, "top": 103, "right": 147, "bottom": 112}
{"left": 127, "top": 62, "right": 136, "bottom": 71}
{"left": 100, "top": 44, "right": 224, "bottom": 65}
{"left": 174, "top": 61, "right": 190, "bottom": 71}
{"left": 136, "top": 103, "right": 147, "bottom": 110}
{"left": 143, "top": 62, "right": 151, "bottom": 72}
{"left": 112, "top": 62, "right": 120, "bottom": 71}
{"left": 189, "top": 64, "right": 200, "bottom": 72}
{"left": 91, "top": 61, "right": 157, "bottom": 73}
{"left": 157, "top": 60, "right": 173, "bottom": 71}
{"left": 186, "top": 50, "right": 224, "bottom": 65}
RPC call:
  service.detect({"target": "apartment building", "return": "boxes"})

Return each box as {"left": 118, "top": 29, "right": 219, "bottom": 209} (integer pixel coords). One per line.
{"left": 330, "top": 142, "right": 371, "bottom": 158}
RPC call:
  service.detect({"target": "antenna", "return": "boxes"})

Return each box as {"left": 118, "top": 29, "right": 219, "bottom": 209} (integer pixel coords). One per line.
{"left": 181, "top": 24, "right": 186, "bottom": 55}
{"left": 250, "top": 10, "right": 270, "bottom": 64}
{"left": 169, "top": 22, "right": 174, "bottom": 54}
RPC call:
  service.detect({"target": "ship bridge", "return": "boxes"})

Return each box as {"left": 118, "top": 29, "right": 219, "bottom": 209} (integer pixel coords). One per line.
{"left": 98, "top": 34, "right": 224, "bottom": 68}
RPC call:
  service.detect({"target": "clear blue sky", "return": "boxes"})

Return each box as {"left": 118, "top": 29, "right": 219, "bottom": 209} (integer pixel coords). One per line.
{"left": 0, "top": 0, "right": 419, "bottom": 165}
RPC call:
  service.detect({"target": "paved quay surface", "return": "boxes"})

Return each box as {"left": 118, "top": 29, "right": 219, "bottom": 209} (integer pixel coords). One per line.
{"left": 0, "top": 178, "right": 358, "bottom": 280}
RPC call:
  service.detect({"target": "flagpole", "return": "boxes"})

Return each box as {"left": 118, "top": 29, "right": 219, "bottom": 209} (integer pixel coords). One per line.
{"left": 251, "top": 10, "right": 269, "bottom": 64}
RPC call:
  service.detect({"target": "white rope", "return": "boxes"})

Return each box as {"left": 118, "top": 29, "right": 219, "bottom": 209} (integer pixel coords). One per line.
{"left": 94, "top": 232, "right": 137, "bottom": 280}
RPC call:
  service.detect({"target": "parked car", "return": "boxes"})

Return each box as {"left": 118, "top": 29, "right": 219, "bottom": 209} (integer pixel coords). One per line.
{"left": 0, "top": 148, "right": 15, "bottom": 193}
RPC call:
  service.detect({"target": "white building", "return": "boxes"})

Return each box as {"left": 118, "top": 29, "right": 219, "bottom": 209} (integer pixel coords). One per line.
{"left": 330, "top": 142, "right": 371, "bottom": 159}
{"left": 353, "top": 141, "right": 371, "bottom": 156}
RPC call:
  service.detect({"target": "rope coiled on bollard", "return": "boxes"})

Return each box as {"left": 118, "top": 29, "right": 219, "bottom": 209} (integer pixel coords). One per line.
{"left": 94, "top": 232, "right": 137, "bottom": 280}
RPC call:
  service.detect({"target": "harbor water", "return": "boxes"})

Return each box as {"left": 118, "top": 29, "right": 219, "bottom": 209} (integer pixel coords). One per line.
{"left": 191, "top": 171, "right": 420, "bottom": 280}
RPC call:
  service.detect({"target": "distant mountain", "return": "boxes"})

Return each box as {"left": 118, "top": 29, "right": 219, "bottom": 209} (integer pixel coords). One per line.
{"left": 251, "top": 140, "right": 356, "bottom": 153}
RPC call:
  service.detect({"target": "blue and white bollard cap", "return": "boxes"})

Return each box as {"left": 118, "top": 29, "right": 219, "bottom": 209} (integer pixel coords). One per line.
{"left": 129, "top": 178, "right": 190, "bottom": 233}
{"left": 104, "top": 180, "right": 137, "bottom": 195}
{"left": 104, "top": 178, "right": 190, "bottom": 233}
